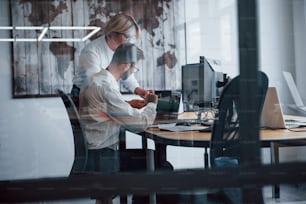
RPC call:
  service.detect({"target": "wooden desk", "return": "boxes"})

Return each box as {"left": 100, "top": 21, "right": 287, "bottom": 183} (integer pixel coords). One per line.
{"left": 146, "top": 127, "right": 306, "bottom": 144}
{"left": 145, "top": 127, "right": 306, "bottom": 166}
{"left": 143, "top": 113, "right": 306, "bottom": 198}
{"left": 145, "top": 113, "right": 306, "bottom": 163}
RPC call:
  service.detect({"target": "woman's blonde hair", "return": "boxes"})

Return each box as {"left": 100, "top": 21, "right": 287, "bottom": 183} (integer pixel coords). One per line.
{"left": 104, "top": 13, "right": 140, "bottom": 39}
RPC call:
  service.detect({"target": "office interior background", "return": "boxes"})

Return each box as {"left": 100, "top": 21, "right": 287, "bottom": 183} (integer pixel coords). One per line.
{"left": 0, "top": 0, "right": 306, "bottom": 201}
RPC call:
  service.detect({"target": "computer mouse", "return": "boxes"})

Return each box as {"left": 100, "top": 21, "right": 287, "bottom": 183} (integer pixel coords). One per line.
{"left": 176, "top": 121, "right": 191, "bottom": 126}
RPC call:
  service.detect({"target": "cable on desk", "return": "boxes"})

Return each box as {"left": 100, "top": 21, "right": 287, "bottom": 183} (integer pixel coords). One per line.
{"left": 260, "top": 126, "right": 280, "bottom": 130}
{"left": 288, "top": 126, "right": 306, "bottom": 132}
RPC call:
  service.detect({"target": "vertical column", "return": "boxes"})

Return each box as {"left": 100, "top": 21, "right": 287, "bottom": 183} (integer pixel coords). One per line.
{"left": 237, "top": 0, "right": 263, "bottom": 203}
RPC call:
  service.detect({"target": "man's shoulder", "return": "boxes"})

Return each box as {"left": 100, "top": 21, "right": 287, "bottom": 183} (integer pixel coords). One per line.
{"left": 91, "top": 70, "right": 114, "bottom": 86}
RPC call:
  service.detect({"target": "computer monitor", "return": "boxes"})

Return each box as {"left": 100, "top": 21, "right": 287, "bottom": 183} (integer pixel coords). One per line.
{"left": 182, "top": 57, "right": 216, "bottom": 111}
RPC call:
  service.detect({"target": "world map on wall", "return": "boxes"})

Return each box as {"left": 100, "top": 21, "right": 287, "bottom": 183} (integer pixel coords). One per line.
{"left": 11, "top": 0, "right": 177, "bottom": 95}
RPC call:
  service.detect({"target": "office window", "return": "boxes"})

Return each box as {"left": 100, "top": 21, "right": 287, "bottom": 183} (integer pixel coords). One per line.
{"left": 182, "top": 0, "right": 239, "bottom": 77}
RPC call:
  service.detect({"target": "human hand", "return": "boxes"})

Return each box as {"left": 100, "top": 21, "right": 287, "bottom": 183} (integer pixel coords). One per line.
{"left": 146, "top": 89, "right": 155, "bottom": 95}
{"left": 127, "top": 99, "right": 147, "bottom": 109}
{"left": 134, "top": 87, "right": 148, "bottom": 98}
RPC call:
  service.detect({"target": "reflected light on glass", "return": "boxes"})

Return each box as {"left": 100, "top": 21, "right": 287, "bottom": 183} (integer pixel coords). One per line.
{"left": 0, "top": 26, "right": 101, "bottom": 42}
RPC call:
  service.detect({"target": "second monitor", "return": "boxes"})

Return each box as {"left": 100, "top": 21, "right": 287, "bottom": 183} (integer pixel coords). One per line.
{"left": 182, "top": 57, "right": 216, "bottom": 111}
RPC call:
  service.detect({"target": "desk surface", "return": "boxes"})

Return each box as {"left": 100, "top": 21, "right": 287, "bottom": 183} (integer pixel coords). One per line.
{"left": 146, "top": 127, "right": 306, "bottom": 142}
{"left": 145, "top": 113, "right": 306, "bottom": 147}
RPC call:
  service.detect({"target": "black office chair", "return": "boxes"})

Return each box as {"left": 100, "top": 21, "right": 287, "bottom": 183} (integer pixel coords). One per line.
{"left": 208, "top": 71, "right": 268, "bottom": 203}
{"left": 210, "top": 71, "right": 268, "bottom": 166}
{"left": 58, "top": 89, "right": 88, "bottom": 174}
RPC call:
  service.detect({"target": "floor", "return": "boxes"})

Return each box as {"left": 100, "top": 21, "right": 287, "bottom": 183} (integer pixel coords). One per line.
{"left": 38, "top": 184, "right": 306, "bottom": 204}
{"left": 263, "top": 184, "right": 306, "bottom": 204}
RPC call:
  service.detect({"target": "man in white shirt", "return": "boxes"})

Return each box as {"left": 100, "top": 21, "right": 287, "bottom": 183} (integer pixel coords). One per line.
{"left": 79, "top": 43, "right": 157, "bottom": 172}
{"left": 79, "top": 44, "right": 174, "bottom": 204}
{"left": 72, "top": 14, "right": 148, "bottom": 108}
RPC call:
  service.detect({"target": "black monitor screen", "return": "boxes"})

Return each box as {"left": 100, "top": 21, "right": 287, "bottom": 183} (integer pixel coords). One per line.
{"left": 182, "top": 58, "right": 215, "bottom": 110}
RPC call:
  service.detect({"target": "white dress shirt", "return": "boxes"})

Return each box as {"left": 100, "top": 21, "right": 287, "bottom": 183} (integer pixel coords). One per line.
{"left": 79, "top": 69, "right": 156, "bottom": 150}
{"left": 72, "top": 35, "right": 139, "bottom": 92}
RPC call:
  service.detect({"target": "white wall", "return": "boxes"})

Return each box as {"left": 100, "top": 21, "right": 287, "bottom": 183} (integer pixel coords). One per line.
{"left": 259, "top": 0, "right": 306, "bottom": 107}
{"left": 258, "top": 0, "right": 295, "bottom": 105}
{"left": 0, "top": 0, "right": 74, "bottom": 180}
{"left": 293, "top": 0, "right": 306, "bottom": 103}
{"left": 258, "top": 0, "right": 306, "bottom": 162}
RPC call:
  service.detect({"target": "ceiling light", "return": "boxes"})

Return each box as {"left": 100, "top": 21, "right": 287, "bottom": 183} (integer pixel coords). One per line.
{"left": 38, "top": 27, "right": 48, "bottom": 41}
{"left": 0, "top": 26, "right": 101, "bottom": 42}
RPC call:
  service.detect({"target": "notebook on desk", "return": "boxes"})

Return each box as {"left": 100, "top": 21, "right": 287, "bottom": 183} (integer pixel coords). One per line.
{"left": 153, "top": 90, "right": 182, "bottom": 124}
{"left": 261, "top": 87, "right": 302, "bottom": 129}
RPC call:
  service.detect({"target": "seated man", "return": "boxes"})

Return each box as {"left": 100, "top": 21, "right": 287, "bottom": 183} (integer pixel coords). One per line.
{"left": 79, "top": 42, "right": 158, "bottom": 172}
{"left": 79, "top": 42, "right": 158, "bottom": 204}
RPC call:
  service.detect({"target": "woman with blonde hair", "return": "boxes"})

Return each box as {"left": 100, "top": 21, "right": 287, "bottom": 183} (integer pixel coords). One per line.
{"left": 72, "top": 13, "right": 148, "bottom": 107}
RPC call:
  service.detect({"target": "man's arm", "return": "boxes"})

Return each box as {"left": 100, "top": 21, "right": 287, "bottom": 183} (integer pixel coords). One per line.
{"left": 103, "top": 85, "right": 157, "bottom": 131}
{"left": 126, "top": 90, "right": 156, "bottom": 109}
{"left": 134, "top": 87, "right": 148, "bottom": 98}
{"left": 127, "top": 99, "right": 147, "bottom": 109}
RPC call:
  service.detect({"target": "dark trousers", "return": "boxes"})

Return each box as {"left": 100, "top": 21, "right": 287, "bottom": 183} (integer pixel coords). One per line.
{"left": 86, "top": 148, "right": 120, "bottom": 173}
{"left": 87, "top": 148, "right": 173, "bottom": 173}
{"left": 86, "top": 148, "right": 174, "bottom": 203}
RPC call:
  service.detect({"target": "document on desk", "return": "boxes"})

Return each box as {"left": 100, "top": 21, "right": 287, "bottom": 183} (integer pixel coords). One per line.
{"left": 285, "top": 119, "right": 306, "bottom": 127}
{"left": 158, "top": 123, "right": 209, "bottom": 132}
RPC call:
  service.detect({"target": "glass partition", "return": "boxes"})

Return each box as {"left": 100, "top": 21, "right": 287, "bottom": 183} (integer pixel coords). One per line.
{"left": 1, "top": 0, "right": 306, "bottom": 203}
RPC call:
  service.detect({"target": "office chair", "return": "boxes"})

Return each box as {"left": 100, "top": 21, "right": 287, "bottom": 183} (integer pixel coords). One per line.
{"left": 58, "top": 89, "right": 88, "bottom": 174}
{"left": 208, "top": 71, "right": 268, "bottom": 203}
{"left": 57, "top": 89, "right": 155, "bottom": 203}
{"left": 210, "top": 71, "right": 268, "bottom": 166}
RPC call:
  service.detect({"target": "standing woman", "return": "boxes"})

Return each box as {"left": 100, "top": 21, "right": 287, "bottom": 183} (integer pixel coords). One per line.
{"left": 72, "top": 14, "right": 148, "bottom": 103}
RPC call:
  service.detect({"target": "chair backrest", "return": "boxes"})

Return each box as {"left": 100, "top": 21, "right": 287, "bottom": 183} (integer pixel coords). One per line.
{"left": 58, "top": 90, "right": 88, "bottom": 174}
{"left": 209, "top": 71, "right": 269, "bottom": 167}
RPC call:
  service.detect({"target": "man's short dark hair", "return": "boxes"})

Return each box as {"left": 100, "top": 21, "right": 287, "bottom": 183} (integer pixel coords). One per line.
{"left": 111, "top": 43, "right": 144, "bottom": 65}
